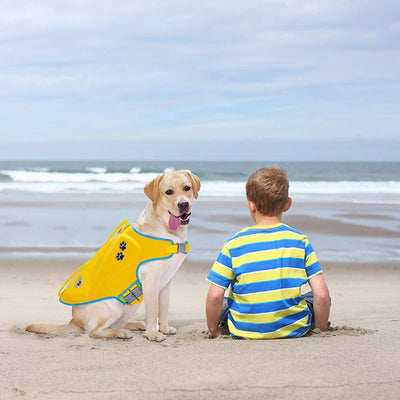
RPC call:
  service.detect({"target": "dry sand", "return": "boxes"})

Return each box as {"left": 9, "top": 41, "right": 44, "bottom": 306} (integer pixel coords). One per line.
{"left": 1, "top": 254, "right": 399, "bottom": 400}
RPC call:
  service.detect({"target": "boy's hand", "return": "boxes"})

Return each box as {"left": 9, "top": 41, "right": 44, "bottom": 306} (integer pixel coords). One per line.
{"left": 209, "top": 325, "right": 224, "bottom": 339}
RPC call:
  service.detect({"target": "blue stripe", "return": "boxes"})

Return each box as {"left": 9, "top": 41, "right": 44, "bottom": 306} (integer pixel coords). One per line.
{"left": 207, "top": 270, "right": 231, "bottom": 288}
{"left": 305, "top": 242, "right": 315, "bottom": 258}
{"left": 230, "top": 308, "right": 310, "bottom": 335}
{"left": 231, "top": 225, "right": 298, "bottom": 241}
{"left": 59, "top": 296, "right": 119, "bottom": 306}
{"left": 285, "top": 324, "right": 311, "bottom": 338}
{"left": 216, "top": 252, "right": 232, "bottom": 268}
{"left": 210, "top": 224, "right": 319, "bottom": 338}
{"left": 306, "top": 260, "right": 322, "bottom": 278}
{"left": 232, "top": 278, "right": 307, "bottom": 294}
{"left": 228, "top": 296, "right": 304, "bottom": 314}
{"left": 234, "top": 257, "right": 306, "bottom": 275}
{"left": 230, "top": 238, "right": 305, "bottom": 257}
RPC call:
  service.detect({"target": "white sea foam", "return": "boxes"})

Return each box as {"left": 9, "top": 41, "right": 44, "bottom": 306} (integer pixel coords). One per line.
{"left": 290, "top": 180, "right": 400, "bottom": 194}
{"left": 1, "top": 169, "right": 400, "bottom": 204}
{"left": 86, "top": 167, "right": 107, "bottom": 174}
{"left": 0, "top": 169, "right": 159, "bottom": 184}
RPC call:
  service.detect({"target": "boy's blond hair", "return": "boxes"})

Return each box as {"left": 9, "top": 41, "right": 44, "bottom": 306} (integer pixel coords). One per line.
{"left": 245, "top": 165, "right": 289, "bottom": 216}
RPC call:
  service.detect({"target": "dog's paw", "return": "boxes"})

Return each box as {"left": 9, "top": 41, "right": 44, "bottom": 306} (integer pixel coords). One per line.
{"left": 144, "top": 330, "right": 166, "bottom": 342}
{"left": 116, "top": 329, "right": 134, "bottom": 339}
{"left": 159, "top": 325, "right": 177, "bottom": 335}
{"left": 126, "top": 321, "right": 146, "bottom": 331}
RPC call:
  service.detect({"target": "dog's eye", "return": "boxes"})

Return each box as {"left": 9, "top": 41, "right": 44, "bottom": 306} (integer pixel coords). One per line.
{"left": 183, "top": 186, "right": 191, "bottom": 192}
{"left": 165, "top": 189, "right": 174, "bottom": 195}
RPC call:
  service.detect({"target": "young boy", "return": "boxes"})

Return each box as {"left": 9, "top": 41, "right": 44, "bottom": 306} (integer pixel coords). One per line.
{"left": 206, "top": 165, "right": 330, "bottom": 339}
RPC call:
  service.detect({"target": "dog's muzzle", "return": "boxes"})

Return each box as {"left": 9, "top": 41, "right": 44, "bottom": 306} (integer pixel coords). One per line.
{"left": 168, "top": 210, "right": 191, "bottom": 231}
{"left": 180, "top": 212, "right": 191, "bottom": 225}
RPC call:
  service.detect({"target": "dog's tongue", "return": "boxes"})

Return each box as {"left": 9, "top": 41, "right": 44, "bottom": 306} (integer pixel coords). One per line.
{"left": 169, "top": 214, "right": 181, "bottom": 231}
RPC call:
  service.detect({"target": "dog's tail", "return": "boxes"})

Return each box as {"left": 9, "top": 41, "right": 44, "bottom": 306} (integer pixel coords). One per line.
{"left": 26, "top": 320, "right": 83, "bottom": 336}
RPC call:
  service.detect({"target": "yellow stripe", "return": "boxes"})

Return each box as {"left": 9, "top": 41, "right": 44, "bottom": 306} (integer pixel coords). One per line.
{"left": 228, "top": 229, "right": 306, "bottom": 249}
{"left": 231, "top": 287, "right": 301, "bottom": 304}
{"left": 228, "top": 314, "right": 309, "bottom": 339}
{"left": 237, "top": 267, "right": 307, "bottom": 285}
{"left": 241, "top": 224, "right": 282, "bottom": 232}
{"left": 306, "top": 251, "right": 318, "bottom": 267}
{"left": 211, "top": 261, "right": 235, "bottom": 280}
{"left": 230, "top": 302, "right": 307, "bottom": 324}
{"left": 221, "top": 244, "right": 230, "bottom": 257}
{"left": 233, "top": 247, "right": 305, "bottom": 267}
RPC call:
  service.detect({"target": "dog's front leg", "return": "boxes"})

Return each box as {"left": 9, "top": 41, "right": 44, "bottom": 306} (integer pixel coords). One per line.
{"left": 141, "top": 269, "right": 166, "bottom": 342}
{"left": 158, "top": 279, "right": 177, "bottom": 335}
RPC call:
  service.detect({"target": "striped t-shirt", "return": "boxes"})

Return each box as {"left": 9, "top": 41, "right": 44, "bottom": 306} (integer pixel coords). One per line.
{"left": 206, "top": 223, "right": 322, "bottom": 339}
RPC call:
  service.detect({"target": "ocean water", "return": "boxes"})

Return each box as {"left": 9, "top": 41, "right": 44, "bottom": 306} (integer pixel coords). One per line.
{"left": 1, "top": 160, "right": 400, "bottom": 202}
{"left": 0, "top": 161, "right": 399, "bottom": 263}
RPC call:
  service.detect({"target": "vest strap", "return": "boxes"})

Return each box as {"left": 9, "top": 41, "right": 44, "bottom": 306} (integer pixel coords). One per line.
{"left": 165, "top": 242, "right": 190, "bottom": 254}
{"left": 119, "top": 281, "right": 143, "bottom": 305}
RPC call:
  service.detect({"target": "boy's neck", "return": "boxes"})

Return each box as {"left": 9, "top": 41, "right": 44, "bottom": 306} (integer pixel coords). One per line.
{"left": 253, "top": 212, "right": 282, "bottom": 227}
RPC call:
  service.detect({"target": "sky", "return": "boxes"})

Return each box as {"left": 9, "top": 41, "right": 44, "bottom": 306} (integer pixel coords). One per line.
{"left": 1, "top": 0, "right": 399, "bottom": 161}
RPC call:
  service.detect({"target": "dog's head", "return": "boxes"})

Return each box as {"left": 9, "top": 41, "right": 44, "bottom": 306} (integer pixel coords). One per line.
{"left": 144, "top": 170, "right": 201, "bottom": 232}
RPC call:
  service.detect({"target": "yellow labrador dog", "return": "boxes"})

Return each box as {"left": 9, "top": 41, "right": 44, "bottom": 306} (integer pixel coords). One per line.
{"left": 26, "top": 170, "right": 200, "bottom": 342}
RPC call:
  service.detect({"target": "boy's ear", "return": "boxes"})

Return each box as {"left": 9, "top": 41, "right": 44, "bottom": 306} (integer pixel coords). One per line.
{"left": 246, "top": 199, "right": 257, "bottom": 213}
{"left": 283, "top": 197, "right": 292, "bottom": 212}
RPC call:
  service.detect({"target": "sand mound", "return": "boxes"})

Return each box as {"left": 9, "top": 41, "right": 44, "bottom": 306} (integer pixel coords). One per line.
{"left": 307, "top": 324, "right": 377, "bottom": 337}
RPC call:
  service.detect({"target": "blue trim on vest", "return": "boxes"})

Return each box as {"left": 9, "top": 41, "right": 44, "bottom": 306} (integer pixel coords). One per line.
{"left": 59, "top": 223, "right": 189, "bottom": 307}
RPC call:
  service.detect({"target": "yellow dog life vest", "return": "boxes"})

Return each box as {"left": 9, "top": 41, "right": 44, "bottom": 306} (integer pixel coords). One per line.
{"left": 58, "top": 220, "right": 190, "bottom": 307}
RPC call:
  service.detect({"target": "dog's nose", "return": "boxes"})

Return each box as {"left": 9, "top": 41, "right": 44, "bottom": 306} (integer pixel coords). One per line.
{"left": 178, "top": 201, "right": 190, "bottom": 213}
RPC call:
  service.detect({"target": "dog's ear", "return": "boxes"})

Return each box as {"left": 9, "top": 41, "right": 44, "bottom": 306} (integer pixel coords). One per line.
{"left": 144, "top": 174, "right": 164, "bottom": 204}
{"left": 185, "top": 171, "right": 201, "bottom": 199}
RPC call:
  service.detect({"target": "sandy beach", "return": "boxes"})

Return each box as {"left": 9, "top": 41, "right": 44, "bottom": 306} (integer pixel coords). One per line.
{"left": 1, "top": 204, "right": 400, "bottom": 399}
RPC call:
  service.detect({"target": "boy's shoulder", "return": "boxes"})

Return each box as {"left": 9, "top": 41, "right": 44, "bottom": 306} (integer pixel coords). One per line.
{"left": 227, "top": 225, "right": 258, "bottom": 240}
{"left": 225, "top": 223, "right": 308, "bottom": 246}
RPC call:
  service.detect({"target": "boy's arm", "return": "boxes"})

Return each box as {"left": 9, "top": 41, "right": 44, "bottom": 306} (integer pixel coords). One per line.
{"left": 205, "top": 284, "right": 226, "bottom": 338}
{"left": 308, "top": 273, "right": 331, "bottom": 331}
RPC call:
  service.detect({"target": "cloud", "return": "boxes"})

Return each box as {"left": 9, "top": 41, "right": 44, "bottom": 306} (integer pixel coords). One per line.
{"left": 0, "top": 0, "right": 399, "bottom": 159}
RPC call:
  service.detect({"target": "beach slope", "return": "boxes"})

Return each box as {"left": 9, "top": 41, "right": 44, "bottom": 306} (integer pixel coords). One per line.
{"left": 1, "top": 257, "right": 399, "bottom": 400}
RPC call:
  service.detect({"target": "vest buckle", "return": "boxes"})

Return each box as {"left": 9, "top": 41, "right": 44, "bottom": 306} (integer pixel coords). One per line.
{"left": 177, "top": 243, "right": 187, "bottom": 253}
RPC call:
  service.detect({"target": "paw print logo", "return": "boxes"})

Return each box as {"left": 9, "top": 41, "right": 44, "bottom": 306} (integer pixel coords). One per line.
{"left": 116, "top": 252, "right": 124, "bottom": 261}
{"left": 74, "top": 275, "right": 82, "bottom": 288}
{"left": 119, "top": 241, "right": 127, "bottom": 251}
